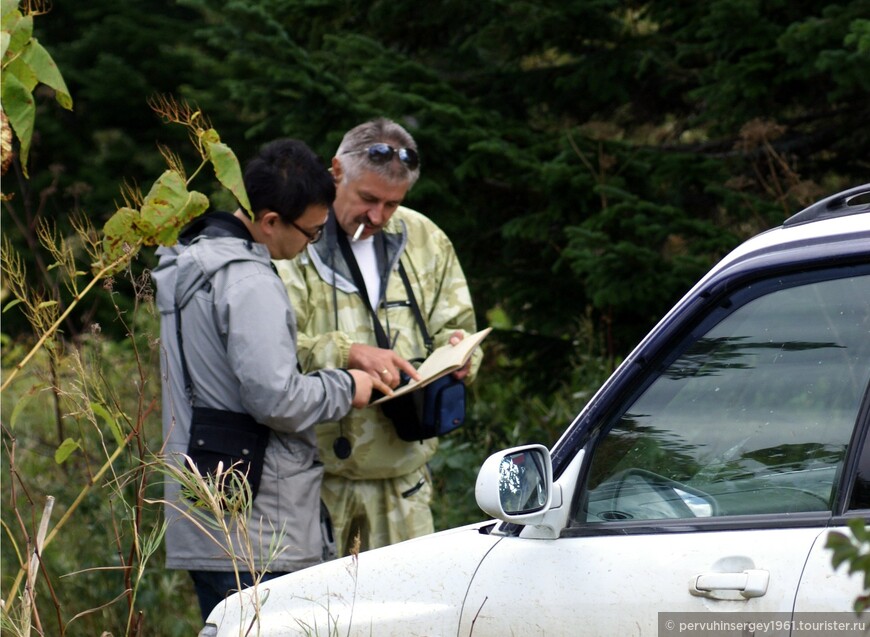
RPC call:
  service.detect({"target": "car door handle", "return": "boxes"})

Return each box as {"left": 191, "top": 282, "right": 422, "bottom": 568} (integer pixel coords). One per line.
{"left": 689, "top": 569, "right": 769, "bottom": 599}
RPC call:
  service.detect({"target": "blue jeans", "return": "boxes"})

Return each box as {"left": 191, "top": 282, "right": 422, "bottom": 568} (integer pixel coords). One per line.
{"left": 190, "top": 569, "right": 288, "bottom": 622}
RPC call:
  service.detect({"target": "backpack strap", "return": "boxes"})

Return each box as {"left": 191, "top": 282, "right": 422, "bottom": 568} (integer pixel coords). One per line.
{"left": 175, "top": 301, "right": 195, "bottom": 404}
{"left": 174, "top": 211, "right": 251, "bottom": 409}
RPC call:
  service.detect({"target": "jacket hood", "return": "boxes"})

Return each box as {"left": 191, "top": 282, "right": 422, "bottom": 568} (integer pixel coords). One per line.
{"left": 175, "top": 237, "right": 270, "bottom": 308}
{"left": 152, "top": 212, "right": 271, "bottom": 313}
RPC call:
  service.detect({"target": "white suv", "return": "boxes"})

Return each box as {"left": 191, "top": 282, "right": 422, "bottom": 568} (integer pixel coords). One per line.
{"left": 202, "top": 184, "right": 870, "bottom": 636}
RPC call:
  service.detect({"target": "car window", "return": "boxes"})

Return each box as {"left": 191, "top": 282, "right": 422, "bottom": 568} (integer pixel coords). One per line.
{"left": 848, "top": 427, "right": 870, "bottom": 510}
{"left": 577, "top": 271, "right": 870, "bottom": 524}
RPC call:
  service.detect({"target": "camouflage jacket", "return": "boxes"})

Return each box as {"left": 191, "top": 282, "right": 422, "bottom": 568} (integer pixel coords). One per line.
{"left": 277, "top": 206, "right": 481, "bottom": 480}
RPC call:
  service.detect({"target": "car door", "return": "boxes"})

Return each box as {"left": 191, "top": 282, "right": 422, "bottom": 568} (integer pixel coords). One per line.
{"left": 793, "top": 428, "right": 870, "bottom": 617}
{"left": 460, "top": 267, "right": 870, "bottom": 636}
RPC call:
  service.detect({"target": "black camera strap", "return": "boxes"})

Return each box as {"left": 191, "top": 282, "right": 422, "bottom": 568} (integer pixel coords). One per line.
{"left": 336, "top": 228, "right": 391, "bottom": 349}
{"left": 397, "top": 264, "right": 434, "bottom": 355}
{"left": 335, "top": 225, "right": 464, "bottom": 447}
{"left": 335, "top": 228, "right": 432, "bottom": 355}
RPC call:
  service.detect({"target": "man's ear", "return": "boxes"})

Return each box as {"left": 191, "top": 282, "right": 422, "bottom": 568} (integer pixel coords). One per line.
{"left": 331, "top": 156, "right": 343, "bottom": 182}
{"left": 258, "top": 211, "right": 281, "bottom": 236}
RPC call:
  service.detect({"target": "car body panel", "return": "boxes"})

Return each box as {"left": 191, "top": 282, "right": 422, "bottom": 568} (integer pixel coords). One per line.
{"left": 794, "top": 527, "right": 866, "bottom": 613}
{"left": 458, "top": 527, "right": 827, "bottom": 636}
{"left": 206, "top": 521, "right": 502, "bottom": 636}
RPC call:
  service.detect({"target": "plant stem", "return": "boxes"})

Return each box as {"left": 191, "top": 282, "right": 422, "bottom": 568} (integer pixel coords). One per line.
{"left": 21, "top": 496, "right": 55, "bottom": 637}
{"left": 0, "top": 246, "right": 140, "bottom": 393}
{"left": 4, "top": 430, "right": 134, "bottom": 609}
{"left": 186, "top": 159, "right": 208, "bottom": 186}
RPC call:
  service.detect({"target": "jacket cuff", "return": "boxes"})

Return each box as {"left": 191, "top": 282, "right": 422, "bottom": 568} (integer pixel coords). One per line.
{"left": 336, "top": 332, "right": 354, "bottom": 368}
{"left": 338, "top": 368, "right": 356, "bottom": 397}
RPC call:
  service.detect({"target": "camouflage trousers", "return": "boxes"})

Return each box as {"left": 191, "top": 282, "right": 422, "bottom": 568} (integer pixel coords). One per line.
{"left": 321, "top": 466, "right": 434, "bottom": 557}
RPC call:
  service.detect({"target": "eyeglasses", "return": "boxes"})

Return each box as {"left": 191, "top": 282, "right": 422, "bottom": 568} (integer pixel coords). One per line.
{"left": 290, "top": 220, "right": 325, "bottom": 244}
{"left": 344, "top": 143, "right": 420, "bottom": 170}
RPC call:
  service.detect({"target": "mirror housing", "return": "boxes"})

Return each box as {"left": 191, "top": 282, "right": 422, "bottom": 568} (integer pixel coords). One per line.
{"left": 476, "top": 444, "right": 553, "bottom": 525}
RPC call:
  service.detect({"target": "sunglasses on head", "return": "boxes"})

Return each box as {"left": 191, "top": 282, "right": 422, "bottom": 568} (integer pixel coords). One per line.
{"left": 345, "top": 143, "right": 420, "bottom": 170}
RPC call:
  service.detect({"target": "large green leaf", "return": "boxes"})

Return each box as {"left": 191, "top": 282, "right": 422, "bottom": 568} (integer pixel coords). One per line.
{"left": 55, "top": 437, "right": 82, "bottom": 464}
{"left": 0, "top": 0, "right": 20, "bottom": 27}
{"left": 3, "top": 7, "right": 30, "bottom": 54}
{"left": 202, "top": 128, "right": 251, "bottom": 216}
{"left": 100, "top": 206, "right": 138, "bottom": 274}
{"left": 4, "top": 48, "right": 37, "bottom": 90}
{"left": 0, "top": 70, "right": 34, "bottom": 174}
{"left": 0, "top": 1, "right": 15, "bottom": 25}
{"left": 0, "top": 30, "right": 10, "bottom": 60}
{"left": 134, "top": 169, "right": 209, "bottom": 246}
{"left": 100, "top": 171, "right": 209, "bottom": 273}
{"left": 22, "top": 38, "right": 72, "bottom": 109}
{"left": 1, "top": 6, "right": 71, "bottom": 176}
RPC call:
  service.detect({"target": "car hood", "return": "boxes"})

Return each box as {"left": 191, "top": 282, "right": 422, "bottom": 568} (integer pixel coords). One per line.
{"left": 204, "top": 520, "right": 503, "bottom": 636}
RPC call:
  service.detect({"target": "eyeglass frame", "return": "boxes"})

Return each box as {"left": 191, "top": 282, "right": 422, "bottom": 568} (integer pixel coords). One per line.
{"left": 342, "top": 143, "right": 420, "bottom": 170}
{"left": 289, "top": 219, "right": 325, "bottom": 244}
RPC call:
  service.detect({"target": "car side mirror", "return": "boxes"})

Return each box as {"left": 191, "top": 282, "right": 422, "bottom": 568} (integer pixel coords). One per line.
{"left": 476, "top": 444, "right": 553, "bottom": 523}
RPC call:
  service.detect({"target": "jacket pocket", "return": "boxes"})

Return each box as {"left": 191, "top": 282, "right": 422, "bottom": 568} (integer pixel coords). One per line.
{"left": 266, "top": 433, "right": 317, "bottom": 479}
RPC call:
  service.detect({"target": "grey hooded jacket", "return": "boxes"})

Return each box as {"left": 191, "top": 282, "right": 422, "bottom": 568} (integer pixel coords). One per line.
{"left": 152, "top": 212, "right": 352, "bottom": 572}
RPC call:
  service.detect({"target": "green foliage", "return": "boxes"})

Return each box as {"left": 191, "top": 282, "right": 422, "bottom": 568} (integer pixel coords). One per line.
{"left": 100, "top": 170, "right": 208, "bottom": 274}
{"left": 3, "top": 0, "right": 870, "bottom": 629}
{"left": 0, "top": 321, "right": 201, "bottom": 635}
{"left": 827, "top": 518, "right": 870, "bottom": 613}
{"left": 1, "top": 11, "right": 260, "bottom": 630}
{"left": 1, "top": 0, "right": 73, "bottom": 175}
{"left": 560, "top": 179, "right": 742, "bottom": 340}
{"left": 17, "top": 0, "right": 868, "bottom": 353}
{"left": 203, "top": 128, "right": 252, "bottom": 216}
{"left": 2, "top": 94, "right": 251, "bottom": 392}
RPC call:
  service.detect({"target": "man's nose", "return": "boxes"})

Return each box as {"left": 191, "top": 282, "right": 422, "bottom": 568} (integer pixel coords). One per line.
{"left": 367, "top": 202, "right": 387, "bottom": 224}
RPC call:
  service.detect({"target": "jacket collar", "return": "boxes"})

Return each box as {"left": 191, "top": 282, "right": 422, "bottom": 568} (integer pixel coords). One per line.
{"left": 308, "top": 207, "right": 408, "bottom": 287}
{"left": 179, "top": 210, "right": 254, "bottom": 245}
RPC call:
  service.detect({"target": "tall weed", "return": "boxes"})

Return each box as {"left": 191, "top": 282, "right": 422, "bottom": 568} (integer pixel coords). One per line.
{"left": 1, "top": 290, "right": 205, "bottom": 635}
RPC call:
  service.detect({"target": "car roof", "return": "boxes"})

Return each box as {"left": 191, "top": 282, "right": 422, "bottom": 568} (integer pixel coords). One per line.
{"left": 782, "top": 183, "right": 870, "bottom": 228}
{"left": 693, "top": 184, "right": 870, "bottom": 296}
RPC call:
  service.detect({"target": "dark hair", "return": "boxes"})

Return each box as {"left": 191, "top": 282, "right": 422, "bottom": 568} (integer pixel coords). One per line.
{"left": 243, "top": 139, "right": 335, "bottom": 223}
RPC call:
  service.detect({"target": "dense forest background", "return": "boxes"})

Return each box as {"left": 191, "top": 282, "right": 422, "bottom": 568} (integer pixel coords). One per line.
{"left": 2, "top": 1, "right": 869, "bottom": 634}
{"left": 11, "top": 0, "right": 869, "bottom": 362}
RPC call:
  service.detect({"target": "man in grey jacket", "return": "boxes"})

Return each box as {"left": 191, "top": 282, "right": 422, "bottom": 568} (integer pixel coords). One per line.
{"left": 152, "top": 139, "right": 390, "bottom": 621}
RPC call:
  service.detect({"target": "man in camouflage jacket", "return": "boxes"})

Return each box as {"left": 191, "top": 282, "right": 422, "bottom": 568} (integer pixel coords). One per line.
{"left": 277, "top": 118, "right": 482, "bottom": 555}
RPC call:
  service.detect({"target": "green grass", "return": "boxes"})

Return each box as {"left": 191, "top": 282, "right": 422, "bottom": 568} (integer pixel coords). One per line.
{"left": 1, "top": 316, "right": 204, "bottom": 636}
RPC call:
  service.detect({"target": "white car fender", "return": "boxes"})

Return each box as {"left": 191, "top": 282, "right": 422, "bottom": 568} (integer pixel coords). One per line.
{"left": 204, "top": 521, "right": 504, "bottom": 637}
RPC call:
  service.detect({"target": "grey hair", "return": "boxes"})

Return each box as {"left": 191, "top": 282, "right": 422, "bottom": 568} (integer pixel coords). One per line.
{"left": 335, "top": 117, "right": 421, "bottom": 188}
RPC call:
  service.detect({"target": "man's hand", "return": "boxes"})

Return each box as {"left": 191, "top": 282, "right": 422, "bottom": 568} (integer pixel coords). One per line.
{"left": 448, "top": 330, "right": 472, "bottom": 380}
{"left": 348, "top": 343, "right": 421, "bottom": 389}
{"left": 347, "top": 369, "right": 392, "bottom": 408}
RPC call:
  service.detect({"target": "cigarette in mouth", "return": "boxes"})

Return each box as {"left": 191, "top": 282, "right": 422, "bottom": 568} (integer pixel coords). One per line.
{"left": 352, "top": 223, "right": 364, "bottom": 242}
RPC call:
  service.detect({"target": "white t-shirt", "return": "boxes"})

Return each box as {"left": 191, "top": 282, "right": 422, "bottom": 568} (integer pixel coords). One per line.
{"left": 349, "top": 236, "right": 380, "bottom": 309}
